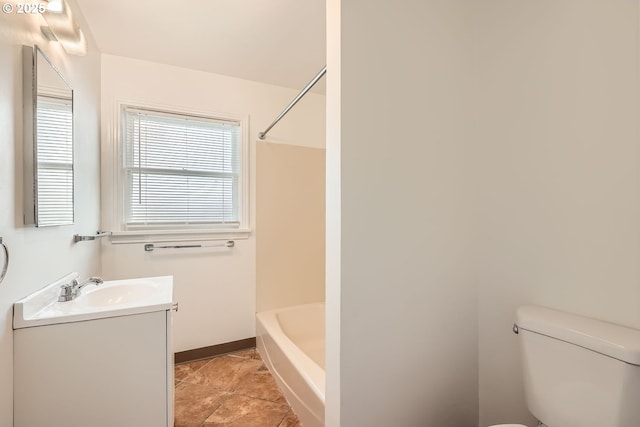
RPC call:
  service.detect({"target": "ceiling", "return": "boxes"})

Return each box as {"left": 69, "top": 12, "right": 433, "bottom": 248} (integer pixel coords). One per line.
{"left": 75, "top": 0, "right": 326, "bottom": 93}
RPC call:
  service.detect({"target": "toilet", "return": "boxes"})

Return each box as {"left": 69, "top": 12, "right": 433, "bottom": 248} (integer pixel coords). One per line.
{"left": 489, "top": 305, "right": 640, "bottom": 427}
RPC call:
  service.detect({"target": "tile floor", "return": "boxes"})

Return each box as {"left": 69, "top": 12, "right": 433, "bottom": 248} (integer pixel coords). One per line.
{"left": 174, "top": 348, "right": 301, "bottom": 427}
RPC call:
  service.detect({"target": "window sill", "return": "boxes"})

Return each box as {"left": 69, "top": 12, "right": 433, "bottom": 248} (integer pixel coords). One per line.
{"left": 108, "top": 228, "right": 251, "bottom": 244}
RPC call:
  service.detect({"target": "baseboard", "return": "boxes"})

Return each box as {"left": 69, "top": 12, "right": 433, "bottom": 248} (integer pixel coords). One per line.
{"left": 174, "top": 337, "right": 256, "bottom": 364}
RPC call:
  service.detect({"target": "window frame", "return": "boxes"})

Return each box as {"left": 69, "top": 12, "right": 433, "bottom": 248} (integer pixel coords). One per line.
{"left": 108, "top": 100, "right": 250, "bottom": 243}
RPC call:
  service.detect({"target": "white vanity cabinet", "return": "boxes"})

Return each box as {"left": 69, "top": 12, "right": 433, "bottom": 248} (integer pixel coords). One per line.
{"left": 14, "top": 310, "right": 173, "bottom": 427}
{"left": 13, "top": 274, "right": 174, "bottom": 427}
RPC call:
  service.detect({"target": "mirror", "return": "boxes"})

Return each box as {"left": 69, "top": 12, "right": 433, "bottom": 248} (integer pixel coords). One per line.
{"left": 23, "top": 46, "right": 74, "bottom": 226}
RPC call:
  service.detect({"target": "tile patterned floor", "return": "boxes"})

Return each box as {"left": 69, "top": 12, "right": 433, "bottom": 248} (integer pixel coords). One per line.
{"left": 174, "top": 348, "right": 302, "bottom": 427}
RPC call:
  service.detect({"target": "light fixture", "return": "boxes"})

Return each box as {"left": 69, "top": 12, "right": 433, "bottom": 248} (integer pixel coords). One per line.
{"left": 41, "top": 0, "right": 87, "bottom": 56}
{"left": 46, "top": 0, "right": 63, "bottom": 13}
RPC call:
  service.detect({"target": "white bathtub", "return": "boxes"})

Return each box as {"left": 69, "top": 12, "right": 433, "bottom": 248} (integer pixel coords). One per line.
{"left": 256, "top": 302, "right": 325, "bottom": 427}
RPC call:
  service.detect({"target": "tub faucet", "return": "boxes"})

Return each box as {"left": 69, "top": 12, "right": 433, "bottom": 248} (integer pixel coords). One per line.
{"left": 58, "top": 277, "right": 103, "bottom": 302}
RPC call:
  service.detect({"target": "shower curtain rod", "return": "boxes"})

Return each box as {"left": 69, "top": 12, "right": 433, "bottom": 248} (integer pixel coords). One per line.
{"left": 259, "top": 65, "right": 326, "bottom": 140}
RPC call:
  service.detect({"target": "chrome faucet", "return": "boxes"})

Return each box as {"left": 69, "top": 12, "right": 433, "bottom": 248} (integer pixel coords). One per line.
{"left": 58, "top": 277, "right": 103, "bottom": 302}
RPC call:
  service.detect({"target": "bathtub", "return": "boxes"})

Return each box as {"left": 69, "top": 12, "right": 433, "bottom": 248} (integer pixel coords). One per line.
{"left": 256, "top": 302, "right": 325, "bottom": 427}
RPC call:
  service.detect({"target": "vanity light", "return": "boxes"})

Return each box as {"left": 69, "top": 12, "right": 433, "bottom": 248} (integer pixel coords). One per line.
{"left": 46, "top": 0, "right": 63, "bottom": 13}
{"left": 41, "top": 0, "right": 87, "bottom": 56}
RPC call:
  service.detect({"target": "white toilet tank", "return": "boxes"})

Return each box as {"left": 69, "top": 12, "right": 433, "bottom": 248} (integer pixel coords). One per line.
{"left": 516, "top": 306, "right": 640, "bottom": 427}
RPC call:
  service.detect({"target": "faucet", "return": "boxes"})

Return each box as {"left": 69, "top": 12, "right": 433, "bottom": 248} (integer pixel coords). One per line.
{"left": 58, "top": 277, "right": 103, "bottom": 302}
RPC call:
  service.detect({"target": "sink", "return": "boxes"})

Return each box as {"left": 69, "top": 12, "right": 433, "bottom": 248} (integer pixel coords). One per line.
{"left": 79, "top": 282, "right": 156, "bottom": 308}
{"left": 13, "top": 273, "right": 174, "bottom": 329}
{"left": 13, "top": 274, "right": 175, "bottom": 427}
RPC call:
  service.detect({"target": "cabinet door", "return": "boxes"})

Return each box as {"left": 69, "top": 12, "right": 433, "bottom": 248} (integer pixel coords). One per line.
{"left": 15, "top": 311, "right": 168, "bottom": 427}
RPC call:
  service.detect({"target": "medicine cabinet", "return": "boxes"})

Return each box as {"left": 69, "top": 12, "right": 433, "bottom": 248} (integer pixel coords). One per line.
{"left": 23, "top": 45, "right": 74, "bottom": 227}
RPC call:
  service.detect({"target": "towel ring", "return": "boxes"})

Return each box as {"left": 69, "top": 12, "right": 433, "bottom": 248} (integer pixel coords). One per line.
{"left": 0, "top": 237, "right": 8, "bottom": 285}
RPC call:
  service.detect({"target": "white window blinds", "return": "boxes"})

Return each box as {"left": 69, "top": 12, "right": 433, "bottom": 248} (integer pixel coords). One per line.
{"left": 36, "top": 96, "right": 73, "bottom": 226}
{"left": 122, "top": 107, "right": 242, "bottom": 228}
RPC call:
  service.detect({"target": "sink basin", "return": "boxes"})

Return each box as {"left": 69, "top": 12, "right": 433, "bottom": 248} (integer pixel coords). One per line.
{"left": 13, "top": 273, "right": 174, "bottom": 329}
{"left": 79, "top": 282, "right": 156, "bottom": 308}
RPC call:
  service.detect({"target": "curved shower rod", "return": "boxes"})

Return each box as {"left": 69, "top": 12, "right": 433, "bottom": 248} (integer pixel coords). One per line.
{"left": 259, "top": 65, "right": 326, "bottom": 140}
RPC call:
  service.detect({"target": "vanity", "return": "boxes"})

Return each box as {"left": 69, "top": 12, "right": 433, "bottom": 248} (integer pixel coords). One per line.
{"left": 13, "top": 273, "right": 175, "bottom": 427}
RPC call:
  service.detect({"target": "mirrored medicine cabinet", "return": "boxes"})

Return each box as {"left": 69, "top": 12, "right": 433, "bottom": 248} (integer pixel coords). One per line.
{"left": 23, "top": 45, "right": 74, "bottom": 227}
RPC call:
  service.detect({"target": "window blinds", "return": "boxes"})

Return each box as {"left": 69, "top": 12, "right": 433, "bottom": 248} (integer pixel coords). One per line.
{"left": 123, "top": 108, "right": 241, "bottom": 227}
{"left": 36, "top": 96, "right": 73, "bottom": 226}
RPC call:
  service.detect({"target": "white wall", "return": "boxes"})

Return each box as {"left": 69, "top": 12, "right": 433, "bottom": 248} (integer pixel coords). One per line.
{"left": 0, "top": 2, "right": 101, "bottom": 425}
{"left": 99, "top": 54, "right": 325, "bottom": 352}
{"left": 326, "top": 2, "right": 478, "bottom": 425}
{"left": 472, "top": 1, "right": 640, "bottom": 425}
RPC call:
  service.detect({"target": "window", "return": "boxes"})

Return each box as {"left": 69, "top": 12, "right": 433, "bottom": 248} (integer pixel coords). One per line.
{"left": 120, "top": 106, "right": 247, "bottom": 232}
{"left": 36, "top": 95, "right": 73, "bottom": 226}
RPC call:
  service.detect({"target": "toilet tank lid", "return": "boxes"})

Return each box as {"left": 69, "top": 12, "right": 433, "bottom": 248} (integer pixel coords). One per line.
{"left": 516, "top": 305, "right": 640, "bottom": 365}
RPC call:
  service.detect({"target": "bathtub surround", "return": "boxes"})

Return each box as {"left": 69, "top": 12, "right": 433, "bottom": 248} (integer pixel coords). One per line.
{"left": 327, "top": 1, "right": 640, "bottom": 426}
{"left": 0, "top": 2, "right": 101, "bottom": 425}
{"left": 256, "top": 142, "right": 326, "bottom": 312}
